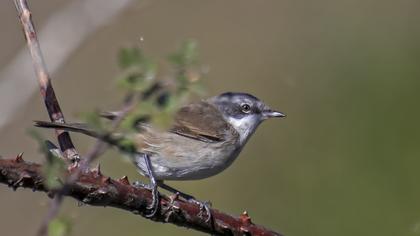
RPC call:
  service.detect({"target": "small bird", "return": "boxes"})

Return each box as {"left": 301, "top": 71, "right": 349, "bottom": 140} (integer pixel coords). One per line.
{"left": 35, "top": 92, "right": 285, "bottom": 219}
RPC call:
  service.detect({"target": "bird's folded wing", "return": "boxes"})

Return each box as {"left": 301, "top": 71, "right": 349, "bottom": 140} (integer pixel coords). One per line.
{"left": 169, "top": 101, "right": 232, "bottom": 143}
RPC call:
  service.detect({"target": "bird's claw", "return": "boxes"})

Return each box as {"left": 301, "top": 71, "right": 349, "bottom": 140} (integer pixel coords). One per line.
{"left": 154, "top": 181, "right": 213, "bottom": 223}
{"left": 133, "top": 181, "right": 148, "bottom": 188}
{"left": 189, "top": 198, "right": 213, "bottom": 223}
{"left": 133, "top": 181, "right": 160, "bottom": 218}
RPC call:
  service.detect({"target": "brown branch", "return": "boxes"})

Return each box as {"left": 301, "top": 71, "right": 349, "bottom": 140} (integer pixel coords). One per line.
{"left": 13, "top": 0, "right": 79, "bottom": 162}
{"left": 0, "top": 156, "right": 283, "bottom": 236}
{"left": 13, "top": 1, "right": 82, "bottom": 234}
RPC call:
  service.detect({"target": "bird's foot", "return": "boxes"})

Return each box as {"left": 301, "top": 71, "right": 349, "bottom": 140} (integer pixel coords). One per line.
{"left": 156, "top": 181, "right": 213, "bottom": 223}
{"left": 188, "top": 198, "right": 213, "bottom": 223}
{"left": 133, "top": 181, "right": 160, "bottom": 218}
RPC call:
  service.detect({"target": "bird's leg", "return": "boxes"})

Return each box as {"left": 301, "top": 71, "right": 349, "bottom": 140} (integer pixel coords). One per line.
{"left": 133, "top": 153, "right": 159, "bottom": 218}
{"left": 158, "top": 181, "right": 213, "bottom": 223}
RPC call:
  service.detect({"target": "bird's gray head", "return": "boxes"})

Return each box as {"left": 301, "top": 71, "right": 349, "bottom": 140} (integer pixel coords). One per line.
{"left": 208, "top": 92, "right": 285, "bottom": 144}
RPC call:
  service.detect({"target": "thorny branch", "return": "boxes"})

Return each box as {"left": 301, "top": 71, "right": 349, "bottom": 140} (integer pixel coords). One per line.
{"left": 0, "top": 156, "right": 282, "bottom": 236}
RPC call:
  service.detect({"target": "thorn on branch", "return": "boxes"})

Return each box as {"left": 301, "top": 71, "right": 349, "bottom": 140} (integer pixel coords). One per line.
{"left": 102, "top": 177, "right": 112, "bottom": 185}
{"left": 92, "top": 163, "right": 102, "bottom": 177}
{"left": 118, "top": 176, "right": 130, "bottom": 185}
{"left": 14, "top": 152, "right": 24, "bottom": 163}
{"left": 240, "top": 210, "right": 253, "bottom": 225}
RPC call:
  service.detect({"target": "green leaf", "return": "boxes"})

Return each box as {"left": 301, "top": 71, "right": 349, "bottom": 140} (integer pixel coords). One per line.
{"left": 42, "top": 156, "right": 66, "bottom": 190}
{"left": 120, "top": 101, "right": 156, "bottom": 131}
{"left": 118, "top": 47, "right": 144, "bottom": 69}
{"left": 151, "top": 110, "right": 174, "bottom": 129}
{"left": 169, "top": 39, "right": 198, "bottom": 66}
{"left": 117, "top": 137, "right": 136, "bottom": 153}
{"left": 116, "top": 48, "right": 157, "bottom": 92}
{"left": 48, "top": 217, "right": 72, "bottom": 236}
{"left": 27, "top": 129, "right": 66, "bottom": 190}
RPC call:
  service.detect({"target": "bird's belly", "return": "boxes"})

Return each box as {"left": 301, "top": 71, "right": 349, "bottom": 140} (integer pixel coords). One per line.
{"left": 135, "top": 142, "right": 240, "bottom": 181}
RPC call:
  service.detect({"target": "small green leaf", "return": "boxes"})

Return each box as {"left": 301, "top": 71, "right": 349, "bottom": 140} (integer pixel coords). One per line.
{"left": 28, "top": 129, "right": 66, "bottom": 190}
{"left": 48, "top": 217, "right": 72, "bottom": 236}
{"left": 118, "top": 47, "right": 144, "bottom": 69}
{"left": 151, "top": 110, "right": 174, "bottom": 129}
{"left": 43, "top": 156, "right": 66, "bottom": 190}
{"left": 117, "top": 60, "right": 156, "bottom": 92}
{"left": 169, "top": 39, "right": 198, "bottom": 66}
{"left": 120, "top": 101, "right": 156, "bottom": 131}
{"left": 117, "top": 137, "right": 136, "bottom": 153}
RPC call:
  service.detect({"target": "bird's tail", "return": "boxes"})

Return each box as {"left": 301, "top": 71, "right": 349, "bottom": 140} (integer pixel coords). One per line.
{"left": 34, "top": 121, "right": 100, "bottom": 138}
{"left": 34, "top": 120, "right": 137, "bottom": 153}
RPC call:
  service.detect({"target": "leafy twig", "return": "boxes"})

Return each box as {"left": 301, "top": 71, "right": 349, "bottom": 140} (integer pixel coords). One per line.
{"left": 80, "top": 92, "right": 137, "bottom": 169}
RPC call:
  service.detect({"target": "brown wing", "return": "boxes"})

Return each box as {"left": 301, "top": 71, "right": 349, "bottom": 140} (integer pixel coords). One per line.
{"left": 169, "top": 101, "right": 232, "bottom": 143}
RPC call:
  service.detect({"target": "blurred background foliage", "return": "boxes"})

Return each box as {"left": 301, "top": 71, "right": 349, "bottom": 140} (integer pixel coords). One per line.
{"left": 115, "top": 40, "right": 206, "bottom": 132}
{"left": 1, "top": 0, "right": 420, "bottom": 236}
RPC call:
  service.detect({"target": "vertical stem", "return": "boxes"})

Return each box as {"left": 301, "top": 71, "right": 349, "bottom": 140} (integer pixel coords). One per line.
{"left": 13, "top": 0, "right": 79, "bottom": 162}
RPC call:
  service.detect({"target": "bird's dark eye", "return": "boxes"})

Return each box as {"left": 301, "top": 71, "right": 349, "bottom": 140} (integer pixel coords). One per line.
{"left": 241, "top": 103, "right": 251, "bottom": 113}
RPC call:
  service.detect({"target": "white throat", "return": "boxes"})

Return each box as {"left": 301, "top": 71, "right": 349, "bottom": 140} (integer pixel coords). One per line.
{"left": 227, "top": 115, "right": 261, "bottom": 145}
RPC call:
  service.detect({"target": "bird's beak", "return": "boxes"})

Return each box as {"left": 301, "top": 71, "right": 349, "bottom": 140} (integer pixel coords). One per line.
{"left": 262, "top": 109, "right": 286, "bottom": 119}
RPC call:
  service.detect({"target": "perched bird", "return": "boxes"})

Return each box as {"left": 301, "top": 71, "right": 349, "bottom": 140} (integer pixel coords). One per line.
{"left": 35, "top": 92, "right": 285, "bottom": 219}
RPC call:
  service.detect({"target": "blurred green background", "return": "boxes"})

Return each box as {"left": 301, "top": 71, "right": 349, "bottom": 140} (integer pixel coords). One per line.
{"left": 1, "top": 0, "right": 420, "bottom": 235}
